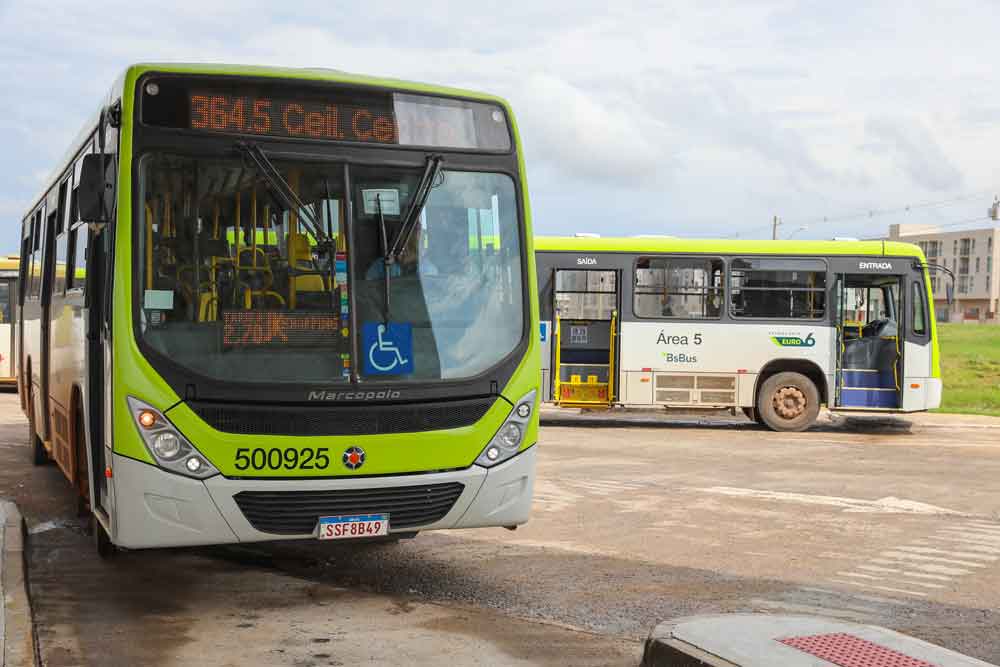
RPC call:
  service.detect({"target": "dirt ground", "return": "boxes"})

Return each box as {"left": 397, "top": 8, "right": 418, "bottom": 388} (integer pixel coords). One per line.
{"left": 3, "top": 393, "right": 1000, "bottom": 666}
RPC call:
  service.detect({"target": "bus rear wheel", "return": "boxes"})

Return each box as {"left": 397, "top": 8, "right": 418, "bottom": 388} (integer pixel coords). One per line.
{"left": 92, "top": 515, "right": 116, "bottom": 559}
{"left": 757, "top": 372, "right": 819, "bottom": 432}
{"left": 28, "top": 383, "right": 48, "bottom": 466}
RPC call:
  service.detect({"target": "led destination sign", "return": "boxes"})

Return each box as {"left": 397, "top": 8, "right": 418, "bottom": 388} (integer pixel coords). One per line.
{"left": 141, "top": 77, "right": 512, "bottom": 150}
{"left": 190, "top": 93, "right": 399, "bottom": 144}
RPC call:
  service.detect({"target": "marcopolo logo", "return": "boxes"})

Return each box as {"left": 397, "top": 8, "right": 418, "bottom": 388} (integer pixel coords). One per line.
{"left": 859, "top": 261, "right": 893, "bottom": 270}
{"left": 771, "top": 333, "right": 816, "bottom": 348}
{"left": 308, "top": 390, "right": 402, "bottom": 401}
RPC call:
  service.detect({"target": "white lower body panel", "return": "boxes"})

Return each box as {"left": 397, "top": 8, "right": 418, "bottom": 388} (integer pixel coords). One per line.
{"left": 111, "top": 447, "right": 536, "bottom": 549}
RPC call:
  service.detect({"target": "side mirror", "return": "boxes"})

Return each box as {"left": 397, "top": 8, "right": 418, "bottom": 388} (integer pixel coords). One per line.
{"left": 78, "top": 154, "right": 114, "bottom": 224}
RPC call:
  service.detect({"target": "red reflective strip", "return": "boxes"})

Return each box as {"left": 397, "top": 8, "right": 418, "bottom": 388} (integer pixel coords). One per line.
{"left": 641, "top": 368, "right": 652, "bottom": 372}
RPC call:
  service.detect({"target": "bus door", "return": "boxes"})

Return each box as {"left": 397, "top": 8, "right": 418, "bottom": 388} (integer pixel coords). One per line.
{"left": 834, "top": 273, "right": 903, "bottom": 409}
{"left": 551, "top": 268, "right": 619, "bottom": 408}
{"left": 0, "top": 278, "right": 15, "bottom": 383}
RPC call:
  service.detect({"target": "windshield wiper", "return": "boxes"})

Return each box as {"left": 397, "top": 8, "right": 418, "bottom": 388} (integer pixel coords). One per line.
{"left": 387, "top": 155, "right": 443, "bottom": 264}
{"left": 375, "top": 193, "right": 391, "bottom": 322}
{"left": 235, "top": 142, "right": 327, "bottom": 244}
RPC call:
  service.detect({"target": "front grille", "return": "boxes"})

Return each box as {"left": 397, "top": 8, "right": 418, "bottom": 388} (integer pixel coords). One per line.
{"left": 189, "top": 397, "right": 495, "bottom": 436}
{"left": 233, "top": 483, "right": 465, "bottom": 534}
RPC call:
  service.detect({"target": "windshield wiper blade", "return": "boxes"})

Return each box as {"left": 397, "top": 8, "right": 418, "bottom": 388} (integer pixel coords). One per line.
{"left": 375, "top": 194, "right": 392, "bottom": 323}
{"left": 235, "top": 142, "right": 326, "bottom": 243}
{"left": 387, "top": 155, "right": 443, "bottom": 263}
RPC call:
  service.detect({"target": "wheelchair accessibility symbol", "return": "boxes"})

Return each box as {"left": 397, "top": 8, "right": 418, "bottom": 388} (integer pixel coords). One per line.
{"left": 362, "top": 322, "right": 413, "bottom": 375}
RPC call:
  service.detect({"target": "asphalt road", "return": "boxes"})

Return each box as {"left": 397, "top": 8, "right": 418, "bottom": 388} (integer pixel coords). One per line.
{"left": 2, "top": 393, "right": 999, "bottom": 666}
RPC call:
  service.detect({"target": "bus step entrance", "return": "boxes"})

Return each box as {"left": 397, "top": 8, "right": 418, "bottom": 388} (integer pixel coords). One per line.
{"left": 554, "top": 313, "right": 617, "bottom": 409}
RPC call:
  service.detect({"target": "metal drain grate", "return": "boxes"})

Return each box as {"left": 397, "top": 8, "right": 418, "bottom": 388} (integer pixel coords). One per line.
{"left": 778, "top": 633, "right": 938, "bottom": 667}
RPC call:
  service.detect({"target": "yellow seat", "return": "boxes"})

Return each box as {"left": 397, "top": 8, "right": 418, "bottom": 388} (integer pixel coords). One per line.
{"left": 288, "top": 235, "right": 326, "bottom": 293}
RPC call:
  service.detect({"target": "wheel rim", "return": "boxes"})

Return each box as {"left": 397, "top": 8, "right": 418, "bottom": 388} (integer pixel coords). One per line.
{"left": 772, "top": 386, "right": 807, "bottom": 420}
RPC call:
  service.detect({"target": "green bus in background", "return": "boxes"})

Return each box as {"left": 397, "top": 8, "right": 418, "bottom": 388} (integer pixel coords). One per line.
{"left": 18, "top": 63, "right": 539, "bottom": 555}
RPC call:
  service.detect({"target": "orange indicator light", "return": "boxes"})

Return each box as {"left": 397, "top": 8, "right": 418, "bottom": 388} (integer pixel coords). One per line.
{"left": 138, "top": 410, "right": 157, "bottom": 429}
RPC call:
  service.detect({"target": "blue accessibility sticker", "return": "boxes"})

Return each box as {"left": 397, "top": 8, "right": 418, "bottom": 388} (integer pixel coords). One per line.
{"left": 540, "top": 322, "right": 548, "bottom": 342}
{"left": 362, "top": 322, "right": 413, "bottom": 375}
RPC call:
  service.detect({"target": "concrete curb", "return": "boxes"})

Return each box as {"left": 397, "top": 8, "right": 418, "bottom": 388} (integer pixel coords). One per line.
{"left": 1, "top": 500, "right": 35, "bottom": 667}
{"left": 640, "top": 614, "right": 998, "bottom": 667}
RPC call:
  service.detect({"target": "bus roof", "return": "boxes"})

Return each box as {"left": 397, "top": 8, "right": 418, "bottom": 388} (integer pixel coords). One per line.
{"left": 534, "top": 236, "right": 926, "bottom": 259}
{"left": 126, "top": 63, "right": 512, "bottom": 108}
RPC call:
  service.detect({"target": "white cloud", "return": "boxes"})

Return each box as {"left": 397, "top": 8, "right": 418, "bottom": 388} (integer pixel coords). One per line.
{"left": 1, "top": 0, "right": 999, "bottom": 250}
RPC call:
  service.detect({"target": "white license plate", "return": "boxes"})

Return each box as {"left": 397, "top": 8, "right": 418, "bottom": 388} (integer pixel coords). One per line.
{"left": 317, "top": 514, "right": 389, "bottom": 540}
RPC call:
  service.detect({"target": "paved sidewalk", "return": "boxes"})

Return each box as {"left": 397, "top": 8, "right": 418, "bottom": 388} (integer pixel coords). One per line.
{"left": 1, "top": 500, "right": 33, "bottom": 667}
{"left": 642, "top": 615, "right": 999, "bottom": 667}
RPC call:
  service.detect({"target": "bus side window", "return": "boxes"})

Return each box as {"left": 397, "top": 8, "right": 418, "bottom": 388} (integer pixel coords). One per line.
{"left": 67, "top": 223, "right": 88, "bottom": 292}
{"left": 54, "top": 179, "right": 70, "bottom": 295}
{"left": 0, "top": 282, "right": 9, "bottom": 324}
{"left": 18, "top": 223, "right": 30, "bottom": 304}
{"left": 29, "top": 211, "right": 43, "bottom": 299}
{"left": 912, "top": 281, "right": 927, "bottom": 336}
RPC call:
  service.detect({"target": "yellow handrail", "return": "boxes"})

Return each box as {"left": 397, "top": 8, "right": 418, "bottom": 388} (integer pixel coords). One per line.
{"left": 608, "top": 310, "right": 617, "bottom": 404}
{"left": 144, "top": 204, "right": 153, "bottom": 290}
{"left": 553, "top": 314, "right": 561, "bottom": 405}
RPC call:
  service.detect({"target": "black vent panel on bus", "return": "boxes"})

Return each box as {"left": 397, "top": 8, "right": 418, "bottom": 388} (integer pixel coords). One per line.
{"left": 233, "top": 483, "right": 465, "bottom": 534}
{"left": 187, "top": 397, "right": 496, "bottom": 436}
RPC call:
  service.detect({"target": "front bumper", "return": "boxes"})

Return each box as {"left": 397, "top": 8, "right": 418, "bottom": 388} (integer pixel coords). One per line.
{"left": 111, "top": 446, "right": 536, "bottom": 549}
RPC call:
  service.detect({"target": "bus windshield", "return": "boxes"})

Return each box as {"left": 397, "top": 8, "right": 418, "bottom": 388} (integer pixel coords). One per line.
{"left": 136, "top": 153, "right": 524, "bottom": 384}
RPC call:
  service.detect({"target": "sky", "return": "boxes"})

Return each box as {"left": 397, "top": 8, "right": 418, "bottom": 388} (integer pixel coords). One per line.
{"left": 2, "top": 1, "right": 999, "bottom": 254}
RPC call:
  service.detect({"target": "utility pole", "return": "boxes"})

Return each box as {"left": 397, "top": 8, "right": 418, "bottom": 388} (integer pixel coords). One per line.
{"left": 771, "top": 215, "right": 781, "bottom": 240}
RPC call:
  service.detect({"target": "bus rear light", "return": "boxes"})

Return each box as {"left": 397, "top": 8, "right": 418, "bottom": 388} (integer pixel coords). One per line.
{"left": 127, "top": 396, "right": 220, "bottom": 480}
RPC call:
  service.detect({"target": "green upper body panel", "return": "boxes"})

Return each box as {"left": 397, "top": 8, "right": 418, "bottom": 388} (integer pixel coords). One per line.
{"left": 535, "top": 235, "right": 926, "bottom": 260}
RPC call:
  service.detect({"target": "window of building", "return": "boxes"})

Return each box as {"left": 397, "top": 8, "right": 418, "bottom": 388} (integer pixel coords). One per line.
{"left": 634, "top": 256, "right": 724, "bottom": 319}
{"left": 730, "top": 258, "right": 826, "bottom": 319}
{"left": 976, "top": 257, "right": 981, "bottom": 273}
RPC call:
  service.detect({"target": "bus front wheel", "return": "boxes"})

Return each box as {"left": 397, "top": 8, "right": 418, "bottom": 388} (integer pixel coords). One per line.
{"left": 757, "top": 372, "right": 819, "bottom": 432}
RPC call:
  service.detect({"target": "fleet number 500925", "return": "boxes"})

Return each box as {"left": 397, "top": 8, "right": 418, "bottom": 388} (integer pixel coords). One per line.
{"left": 234, "top": 447, "right": 330, "bottom": 471}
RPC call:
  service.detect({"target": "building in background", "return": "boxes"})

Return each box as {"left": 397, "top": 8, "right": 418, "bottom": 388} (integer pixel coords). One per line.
{"left": 886, "top": 224, "right": 999, "bottom": 323}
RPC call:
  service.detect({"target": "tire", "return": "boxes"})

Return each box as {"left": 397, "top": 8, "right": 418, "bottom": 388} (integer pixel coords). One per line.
{"left": 93, "top": 514, "right": 116, "bottom": 559}
{"left": 75, "top": 402, "right": 91, "bottom": 518}
{"left": 28, "top": 383, "right": 48, "bottom": 466}
{"left": 757, "top": 371, "right": 820, "bottom": 432}
{"left": 742, "top": 407, "right": 763, "bottom": 424}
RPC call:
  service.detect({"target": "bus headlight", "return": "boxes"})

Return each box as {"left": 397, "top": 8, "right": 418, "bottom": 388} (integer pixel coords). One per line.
{"left": 127, "top": 397, "right": 219, "bottom": 480}
{"left": 151, "top": 432, "right": 182, "bottom": 460}
{"left": 476, "top": 390, "right": 536, "bottom": 468}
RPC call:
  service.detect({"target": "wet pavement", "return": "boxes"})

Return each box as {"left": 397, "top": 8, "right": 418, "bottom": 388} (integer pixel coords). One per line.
{"left": 2, "top": 392, "right": 1000, "bottom": 665}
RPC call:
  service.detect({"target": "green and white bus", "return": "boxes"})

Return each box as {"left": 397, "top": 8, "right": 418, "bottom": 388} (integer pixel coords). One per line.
{"left": 536, "top": 236, "right": 941, "bottom": 431}
{"left": 18, "top": 64, "right": 539, "bottom": 554}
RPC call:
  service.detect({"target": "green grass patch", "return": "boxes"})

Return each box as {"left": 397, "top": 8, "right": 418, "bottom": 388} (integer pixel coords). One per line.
{"left": 936, "top": 323, "right": 1000, "bottom": 417}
